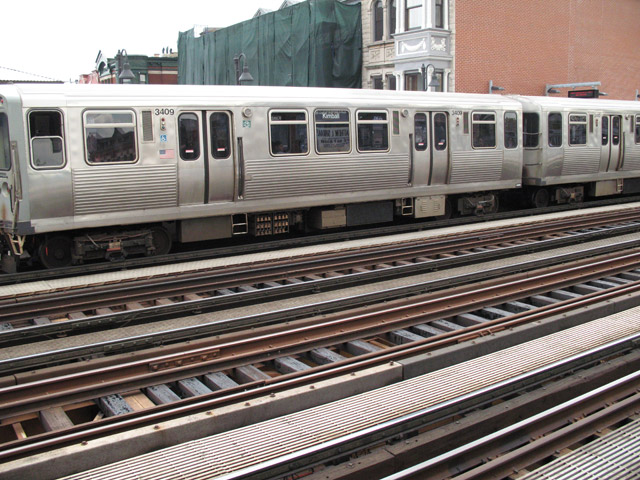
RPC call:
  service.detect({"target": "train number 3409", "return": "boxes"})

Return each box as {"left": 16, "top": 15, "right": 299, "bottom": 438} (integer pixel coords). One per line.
{"left": 154, "top": 108, "right": 175, "bottom": 116}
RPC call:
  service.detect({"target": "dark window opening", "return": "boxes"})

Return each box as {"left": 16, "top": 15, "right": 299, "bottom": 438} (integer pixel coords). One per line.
{"left": 504, "top": 111, "right": 518, "bottom": 149}
{"left": 405, "top": 0, "right": 422, "bottom": 31}
{"left": 405, "top": 72, "right": 419, "bottom": 91}
{"left": 85, "top": 111, "right": 136, "bottom": 164}
{"left": 612, "top": 116, "right": 620, "bottom": 146}
{"left": 569, "top": 114, "right": 587, "bottom": 146}
{"left": 373, "top": 0, "right": 383, "bottom": 41}
{"left": 315, "top": 109, "right": 350, "bottom": 154}
{"left": 210, "top": 112, "right": 231, "bottom": 159}
{"left": 372, "top": 76, "right": 383, "bottom": 90}
{"left": 30, "top": 110, "right": 65, "bottom": 168}
{"left": 472, "top": 112, "right": 496, "bottom": 148}
{"left": 548, "top": 112, "right": 562, "bottom": 147}
{"left": 433, "top": 113, "right": 447, "bottom": 150}
{"left": 389, "top": 0, "right": 396, "bottom": 36}
{"left": 0, "top": 114, "right": 11, "bottom": 170}
{"left": 357, "top": 111, "right": 389, "bottom": 152}
{"left": 414, "top": 113, "right": 427, "bottom": 151}
{"left": 635, "top": 115, "right": 640, "bottom": 144}
{"left": 602, "top": 116, "right": 609, "bottom": 146}
{"left": 178, "top": 113, "right": 200, "bottom": 160}
{"left": 435, "top": 0, "right": 445, "bottom": 28}
{"left": 270, "top": 111, "right": 308, "bottom": 155}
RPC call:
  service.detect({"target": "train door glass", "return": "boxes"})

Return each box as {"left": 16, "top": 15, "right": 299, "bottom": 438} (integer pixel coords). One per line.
{"left": 602, "top": 114, "right": 622, "bottom": 171}
{"left": 205, "top": 111, "right": 234, "bottom": 203}
{"left": 0, "top": 114, "right": 10, "bottom": 170}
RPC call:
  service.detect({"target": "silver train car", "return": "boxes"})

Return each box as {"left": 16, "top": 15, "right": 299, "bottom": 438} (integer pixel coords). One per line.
{"left": 0, "top": 84, "right": 638, "bottom": 270}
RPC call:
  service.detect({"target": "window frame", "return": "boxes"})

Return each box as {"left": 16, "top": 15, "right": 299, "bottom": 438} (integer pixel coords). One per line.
{"left": 548, "top": 112, "right": 563, "bottom": 148}
{"left": 471, "top": 111, "right": 496, "bottom": 149}
{"left": 314, "top": 109, "right": 351, "bottom": 155}
{"left": 435, "top": 0, "right": 445, "bottom": 28}
{"left": 178, "top": 112, "right": 201, "bottom": 161}
{"left": 568, "top": 113, "right": 587, "bottom": 146}
{"left": 635, "top": 115, "right": 640, "bottom": 144}
{"left": 28, "top": 109, "right": 66, "bottom": 170}
{"left": 388, "top": 0, "right": 396, "bottom": 36}
{"left": 373, "top": 0, "right": 384, "bottom": 42}
{"left": 504, "top": 111, "right": 518, "bottom": 149}
{"left": 356, "top": 110, "right": 390, "bottom": 153}
{"left": 0, "top": 113, "right": 10, "bottom": 171}
{"left": 269, "top": 109, "right": 309, "bottom": 156}
{"left": 405, "top": 0, "right": 422, "bottom": 31}
{"left": 83, "top": 109, "right": 138, "bottom": 165}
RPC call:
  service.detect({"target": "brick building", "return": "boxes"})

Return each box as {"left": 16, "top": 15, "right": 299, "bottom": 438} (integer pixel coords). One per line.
{"left": 82, "top": 50, "right": 178, "bottom": 85}
{"left": 362, "top": 0, "right": 640, "bottom": 100}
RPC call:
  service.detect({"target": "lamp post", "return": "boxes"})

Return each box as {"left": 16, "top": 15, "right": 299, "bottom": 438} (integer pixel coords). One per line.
{"left": 233, "top": 53, "right": 254, "bottom": 85}
{"left": 420, "top": 63, "right": 440, "bottom": 92}
{"left": 116, "top": 49, "right": 135, "bottom": 84}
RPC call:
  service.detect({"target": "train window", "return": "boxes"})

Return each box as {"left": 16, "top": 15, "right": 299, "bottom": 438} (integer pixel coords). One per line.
{"left": 569, "top": 114, "right": 587, "bottom": 146}
{"left": 178, "top": 113, "right": 200, "bottom": 160}
{"left": 270, "top": 111, "right": 308, "bottom": 155}
{"left": 414, "top": 113, "right": 427, "bottom": 151}
{"left": 357, "top": 111, "right": 389, "bottom": 152}
{"left": 0, "top": 114, "right": 10, "bottom": 170}
{"left": 29, "top": 110, "right": 65, "bottom": 168}
{"left": 472, "top": 112, "right": 495, "bottom": 148}
{"left": 523, "top": 113, "right": 539, "bottom": 148}
{"left": 636, "top": 115, "right": 640, "bottom": 144}
{"left": 210, "top": 112, "right": 231, "bottom": 159}
{"left": 504, "top": 111, "right": 518, "bottom": 149}
{"left": 84, "top": 110, "right": 137, "bottom": 164}
{"left": 602, "top": 116, "right": 609, "bottom": 146}
{"left": 314, "top": 109, "right": 350, "bottom": 154}
{"left": 463, "top": 112, "right": 469, "bottom": 135}
{"left": 433, "top": 113, "right": 447, "bottom": 150}
{"left": 548, "top": 113, "right": 562, "bottom": 148}
{"left": 612, "top": 116, "right": 620, "bottom": 146}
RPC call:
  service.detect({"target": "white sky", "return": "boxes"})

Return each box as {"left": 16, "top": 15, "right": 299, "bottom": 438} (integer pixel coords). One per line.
{"left": 1, "top": 0, "right": 287, "bottom": 83}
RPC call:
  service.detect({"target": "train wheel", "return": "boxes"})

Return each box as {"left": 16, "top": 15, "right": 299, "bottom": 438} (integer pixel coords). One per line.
{"left": 531, "top": 188, "right": 550, "bottom": 208}
{"left": 149, "top": 227, "right": 172, "bottom": 256}
{"left": 39, "top": 235, "right": 73, "bottom": 269}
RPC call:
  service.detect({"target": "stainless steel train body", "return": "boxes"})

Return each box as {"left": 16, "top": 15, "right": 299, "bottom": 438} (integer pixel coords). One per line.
{"left": 517, "top": 95, "right": 640, "bottom": 205}
{"left": 0, "top": 84, "right": 524, "bottom": 268}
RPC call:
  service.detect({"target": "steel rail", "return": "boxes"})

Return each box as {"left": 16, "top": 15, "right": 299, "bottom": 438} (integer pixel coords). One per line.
{"left": 2, "top": 248, "right": 640, "bottom": 420}
{"left": 385, "top": 370, "right": 640, "bottom": 480}
{"left": 4, "top": 235, "right": 640, "bottom": 374}
{"left": 2, "top": 282, "right": 640, "bottom": 466}
{"left": 1, "top": 212, "right": 640, "bottom": 344}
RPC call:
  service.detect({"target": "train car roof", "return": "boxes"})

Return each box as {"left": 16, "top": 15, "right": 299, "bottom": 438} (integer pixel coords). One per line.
{"left": 512, "top": 94, "right": 640, "bottom": 111}
{"left": 0, "top": 83, "right": 524, "bottom": 110}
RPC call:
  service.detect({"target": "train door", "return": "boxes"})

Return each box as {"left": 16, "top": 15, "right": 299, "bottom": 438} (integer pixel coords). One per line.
{"left": 0, "top": 112, "right": 21, "bottom": 255}
{"left": 602, "top": 114, "right": 623, "bottom": 171}
{"left": 205, "top": 111, "right": 235, "bottom": 203}
{"left": 412, "top": 111, "right": 448, "bottom": 186}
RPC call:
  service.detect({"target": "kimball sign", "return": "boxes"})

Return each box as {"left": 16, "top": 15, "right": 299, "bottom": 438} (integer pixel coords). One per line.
{"left": 568, "top": 89, "right": 599, "bottom": 98}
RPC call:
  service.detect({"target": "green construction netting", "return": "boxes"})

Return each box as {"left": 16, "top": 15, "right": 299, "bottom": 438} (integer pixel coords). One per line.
{"left": 178, "top": 0, "right": 362, "bottom": 88}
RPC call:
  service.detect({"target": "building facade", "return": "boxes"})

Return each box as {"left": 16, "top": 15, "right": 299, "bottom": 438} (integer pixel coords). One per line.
{"left": 362, "top": 0, "right": 453, "bottom": 92}
{"left": 86, "top": 51, "right": 178, "bottom": 85}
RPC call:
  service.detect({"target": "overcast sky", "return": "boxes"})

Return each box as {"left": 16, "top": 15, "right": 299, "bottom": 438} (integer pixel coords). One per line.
{"left": 1, "top": 0, "right": 287, "bottom": 82}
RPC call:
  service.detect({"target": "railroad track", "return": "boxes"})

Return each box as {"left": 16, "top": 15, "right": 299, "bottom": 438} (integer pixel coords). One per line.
{"left": 3, "top": 195, "right": 640, "bottom": 286}
{"left": 3, "top": 208, "right": 640, "bottom": 347}
{"left": 3, "top": 246, "right": 640, "bottom": 465}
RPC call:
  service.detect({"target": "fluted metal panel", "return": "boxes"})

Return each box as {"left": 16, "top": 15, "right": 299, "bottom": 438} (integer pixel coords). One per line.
{"left": 561, "top": 147, "right": 600, "bottom": 176}
{"left": 243, "top": 154, "right": 410, "bottom": 200}
{"left": 622, "top": 146, "right": 640, "bottom": 171}
{"left": 521, "top": 418, "right": 640, "bottom": 480}
{"left": 73, "top": 165, "right": 178, "bottom": 215}
{"left": 449, "top": 151, "right": 503, "bottom": 184}
{"left": 62, "top": 307, "right": 640, "bottom": 480}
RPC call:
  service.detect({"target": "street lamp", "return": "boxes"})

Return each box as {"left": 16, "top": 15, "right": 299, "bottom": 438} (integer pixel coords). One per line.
{"left": 420, "top": 63, "right": 440, "bottom": 92}
{"left": 233, "top": 53, "right": 254, "bottom": 85}
{"left": 117, "top": 49, "right": 135, "bottom": 84}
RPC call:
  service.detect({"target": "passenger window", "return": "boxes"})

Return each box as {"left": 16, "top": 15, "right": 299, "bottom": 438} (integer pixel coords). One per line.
{"left": 504, "top": 111, "right": 518, "bottom": 149}
{"left": 84, "top": 111, "right": 137, "bottom": 164}
{"left": 433, "top": 113, "right": 447, "bottom": 150}
{"left": 414, "top": 113, "right": 427, "bottom": 151}
{"left": 270, "top": 111, "right": 308, "bottom": 155}
{"left": 523, "top": 113, "right": 539, "bottom": 148}
{"left": 210, "top": 112, "right": 231, "bottom": 159}
{"left": 612, "top": 116, "right": 620, "bottom": 146}
{"left": 602, "top": 116, "right": 609, "bottom": 146}
{"left": 548, "top": 112, "right": 562, "bottom": 147}
{"left": 0, "top": 114, "right": 10, "bottom": 170}
{"left": 569, "top": 114, "right": 587, "bottom": 146}
{"left": 178, "top": 113, "right": 200, "bottom": 160}
{"left": 472, "top": 112, "right": 495, "bottom": 148}
{"left": 29, "top": 110, "right": 65, "bottom": 168}
{"left": 315, "top": 109, "right": 350, "bottom": 153}
{"left": 636, "top": 115, "right": 640, "bottom": 144}
{"left": 357, "top": 111, "right": 389, "bottom": 152}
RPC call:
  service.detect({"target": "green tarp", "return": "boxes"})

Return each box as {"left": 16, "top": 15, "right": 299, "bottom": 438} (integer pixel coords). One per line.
{"left": 178, "top": 0, "right": 362, "bottom": 88}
